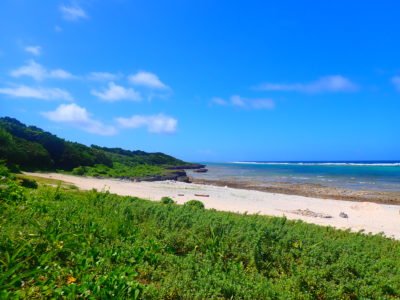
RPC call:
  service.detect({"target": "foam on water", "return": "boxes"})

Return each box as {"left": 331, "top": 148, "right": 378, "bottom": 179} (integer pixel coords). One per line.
{"left": 231, "top": 161, "right": 400, "bottom": 166}
{"left": 189, "top": 161, "right": 400, "bottom": 192}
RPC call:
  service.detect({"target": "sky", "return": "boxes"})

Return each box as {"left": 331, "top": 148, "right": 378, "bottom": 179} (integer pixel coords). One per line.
{"left": 0, "top": 0, "right": 399, "bottom": 162}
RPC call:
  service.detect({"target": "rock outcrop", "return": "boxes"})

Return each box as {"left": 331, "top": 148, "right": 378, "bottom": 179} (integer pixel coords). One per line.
{"left": 193, "top": 168, "right": 208, "bottom": 173}
{"left": 118, "top": 170, "right": 191, "bottom": 183}
{"left": 165, "top": 164, "right": 206, "bottom": 170}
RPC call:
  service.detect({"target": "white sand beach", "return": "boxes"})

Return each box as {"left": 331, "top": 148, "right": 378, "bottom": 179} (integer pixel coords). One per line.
{"left": 26, "top": 172, "right": 400, "bottom": 239}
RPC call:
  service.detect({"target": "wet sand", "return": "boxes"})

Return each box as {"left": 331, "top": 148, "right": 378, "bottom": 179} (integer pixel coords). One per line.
{"left": 190, "top": 178, "right": 400, "bottom": 205}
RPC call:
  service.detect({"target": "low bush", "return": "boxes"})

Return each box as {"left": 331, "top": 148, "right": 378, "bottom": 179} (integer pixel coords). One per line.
{"left": 160, "top": 196, "right": 175, "bottom": 204}
{"left": 19, "top": 177, "right": 38, "bottom": 189}
{"left": 72, "top": 166, "right": 85, "bottom": 175}
{"left": 183, "top": 199, "right": 205, "bottom": 209}
{"left": 0, "top": 164, "right": 26, "bottom": 205}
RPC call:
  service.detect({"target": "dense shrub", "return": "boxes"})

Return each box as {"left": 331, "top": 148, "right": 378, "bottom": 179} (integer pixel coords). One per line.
{"left": 0, "top": 164, "right": 25, "bottom": 205}
{"left": 160, "top": 196, "right": 175, "bottom": 204}
{"left": 183, "top": 199, "right": 205, "bottom": 209}
{"left": 0, "top": 161, "right": 10, "bottom": 177}
{"left": 19, "top": 177, "right": 38, "bottom": 189}
{"left": 72, "top": 166, "right": 86, "bottom": 175}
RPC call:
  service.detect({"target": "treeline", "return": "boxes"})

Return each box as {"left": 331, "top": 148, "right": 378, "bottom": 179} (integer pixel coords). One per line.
{"left": 0, "top": 117, "right": 189, "bottom": 172}
{"left": 91, "top": 145, "right": 187, "bottom": 166}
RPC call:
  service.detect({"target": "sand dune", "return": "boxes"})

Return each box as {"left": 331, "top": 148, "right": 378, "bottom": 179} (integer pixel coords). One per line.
{"left": 26, "top": 172, "right": 400, "bottom": 239}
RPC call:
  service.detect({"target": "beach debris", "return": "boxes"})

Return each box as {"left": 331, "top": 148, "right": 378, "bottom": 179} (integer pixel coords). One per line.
{"left": 194, "top": 194, "right": 210, "bottom": 197}
{"left": 285, "top": 209, "right": 332, "bottom": 218}
{"left": 339, "top": 212, "right": 349, "bottom": 218}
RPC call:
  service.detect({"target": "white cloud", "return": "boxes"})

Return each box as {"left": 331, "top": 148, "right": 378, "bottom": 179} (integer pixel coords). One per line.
{"left": 10, "top": 60, "right": 75, "bottom": 81}
{"left": 0, "top": 85, "right": 73, "bottom": 101}
{"left": 129, "top": 71, "right": 169, "bottom": 90}
{"left": 392, "top": 76, "right": 400, "bottom": 90}
{"left": 257, "top": 75, "right": 358, "bottom": 93}
{"left": 88, "top": 72, "right": 119, "bottom": 81}
{"left": 230, "top": 95, "right": 246, "bottom": 107}
{"left": 60, "top": 5, "right": 88, "bottom": 21}
{"left": 250, "top": 99, "right": 275, "bottom": 109}
{"left": 50, "top": 69, "right": 74, "bottom": 79}
{"left": 25, "top": 46, "right": 41, "bottom": 56}
{"left": 116, "top": 114, "right": 177, "bottom": 134}
{"left": 212, "top": 95, "right": 275, "bottom": 110}
{"left": 211, "top": 97, "right": 228, "bottom": 105}
{"left": 91, "top": 82, "right": 141, "bottom": 102}
{"left": 42, "top": 103, "right": 117, "bottom": 135}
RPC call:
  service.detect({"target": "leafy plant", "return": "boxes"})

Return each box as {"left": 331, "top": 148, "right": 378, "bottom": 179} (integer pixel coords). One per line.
{"left": 19, "top": 178, "right": 38, "bottom": 189}
{"left": 1, "top": 182, "right": 400, "bottom": 298}
{"left": 183, "top": 199, "right": 205, "bottom": 209}
{"left": 160, "top": 196, "right": 175, "bottom": 205}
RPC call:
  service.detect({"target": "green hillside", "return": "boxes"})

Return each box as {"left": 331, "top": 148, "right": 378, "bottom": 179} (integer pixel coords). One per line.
{"left": 0, "top": 117, "right": 198, "bottom": 179}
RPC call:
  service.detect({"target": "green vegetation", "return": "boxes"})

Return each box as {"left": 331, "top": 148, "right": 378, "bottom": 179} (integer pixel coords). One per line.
{"left": 160, "top": 196, "right": 175, "bottom": 205}
{"left": 18, "top": 177, "right": 38, "bottom": 189}
{"left": 15, "top": 174, "right": 72, "bottom": 188}
{"left": 72, "top": 163, "right": 165, "bottom": 178}
{"left": 183, "top": 199, "right": 205, "bottom": 209}
{"left": 1, "top": 164, "right": 400, "bottom": 299}
{"left": 0, "top": 117, "right": 195, "bottom": 179}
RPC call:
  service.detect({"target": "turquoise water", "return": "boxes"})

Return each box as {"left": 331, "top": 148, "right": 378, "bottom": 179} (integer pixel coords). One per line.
{"left": 188, "top": 161, "right": 400, "bottom": 192}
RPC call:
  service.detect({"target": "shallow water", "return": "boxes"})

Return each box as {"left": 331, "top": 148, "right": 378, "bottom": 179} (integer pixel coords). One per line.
{"left": 188, "top": 161, "right": 400, "bottom": 192}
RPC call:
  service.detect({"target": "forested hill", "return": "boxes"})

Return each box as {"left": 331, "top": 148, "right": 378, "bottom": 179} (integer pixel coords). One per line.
{"left": 0, "top": 117, "right": 196, "bottom": 175}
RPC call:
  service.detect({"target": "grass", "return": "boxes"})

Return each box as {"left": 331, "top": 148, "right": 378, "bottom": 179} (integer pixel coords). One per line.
{"left": 15, "top": 174, "right": 79, "bottom": 191}
{"left": 71, "top": 163, "right": 166, "bottom": 179}
{"left": 1, "top": 171, "right": 400, "bottom": 298}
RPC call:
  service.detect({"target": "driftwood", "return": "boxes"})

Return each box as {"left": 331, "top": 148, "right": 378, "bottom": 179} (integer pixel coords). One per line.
{"left": 194, "top": 194, "right": 210, "bottom": 197}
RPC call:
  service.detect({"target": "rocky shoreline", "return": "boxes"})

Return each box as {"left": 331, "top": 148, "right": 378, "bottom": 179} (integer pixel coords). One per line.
{"left": 190, "top": 178, "right": 400, "bottom": 205}
{"left": 117, "top": 164, "right": 206, "bottom": 183}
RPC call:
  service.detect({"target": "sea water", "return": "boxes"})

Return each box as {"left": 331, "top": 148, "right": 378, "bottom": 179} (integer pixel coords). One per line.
{"left": 188, "top": 161, "right": 400, "bottom": 192}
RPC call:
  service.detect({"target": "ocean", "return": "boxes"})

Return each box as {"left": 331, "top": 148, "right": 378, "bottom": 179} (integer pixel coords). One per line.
{"left": 188, "top": 161, "right": 400, "bottom": 192}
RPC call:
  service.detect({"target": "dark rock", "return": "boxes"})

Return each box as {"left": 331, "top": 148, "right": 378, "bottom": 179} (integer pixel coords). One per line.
{"left": 177, "top": 176, "right": 190, "bottom": 183}
{"left": 165, "top": 164, "right": 206, "bottom": 170}
{"left": 193, "top": 168, "right": 208, "bottom": 173}
{"left": 118, "top": 170, "right": 191, "bottom": 183}
{"left": 339, "top": 212, "right": 348, "bottom": 218}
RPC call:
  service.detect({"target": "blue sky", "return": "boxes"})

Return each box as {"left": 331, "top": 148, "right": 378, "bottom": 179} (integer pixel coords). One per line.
{"left": 1, "top": 0, "right": 399, "bottom": 162}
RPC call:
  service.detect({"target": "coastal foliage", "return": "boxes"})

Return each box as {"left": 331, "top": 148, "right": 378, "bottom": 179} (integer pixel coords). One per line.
{"left": 183, "top": 199, "right": 205, "bottom": 209}
{"left": 18, "top": 177, "right": 38, "bottom": 189}
{"left": 160, "top": 196, "right": 175, "bottom": 205}
{"left": 0, "top": 117, "right": 192, "bottom": 178}
{"left": 72, "top": 163, "right": 164, "bottom": 178}
{"left": 1, "top": 165, "right": 400, "bottom": 299}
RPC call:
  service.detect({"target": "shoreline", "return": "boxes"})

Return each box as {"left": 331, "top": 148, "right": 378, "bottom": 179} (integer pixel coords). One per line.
{"left": 189, "top": 177, "right": 400, "bottom": 205}
{"left": 25, "top": 172, "right": 400, "bottom": 239}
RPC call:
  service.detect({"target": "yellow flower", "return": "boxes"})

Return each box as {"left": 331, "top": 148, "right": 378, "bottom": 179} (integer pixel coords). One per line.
{"left": 67, "top": 276, "right": 76, "bottom": 284}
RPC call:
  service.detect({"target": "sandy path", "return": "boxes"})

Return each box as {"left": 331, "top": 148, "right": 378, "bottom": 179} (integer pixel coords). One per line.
{"left": 26, "top": 172, "right": 400, "bottom": 239}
